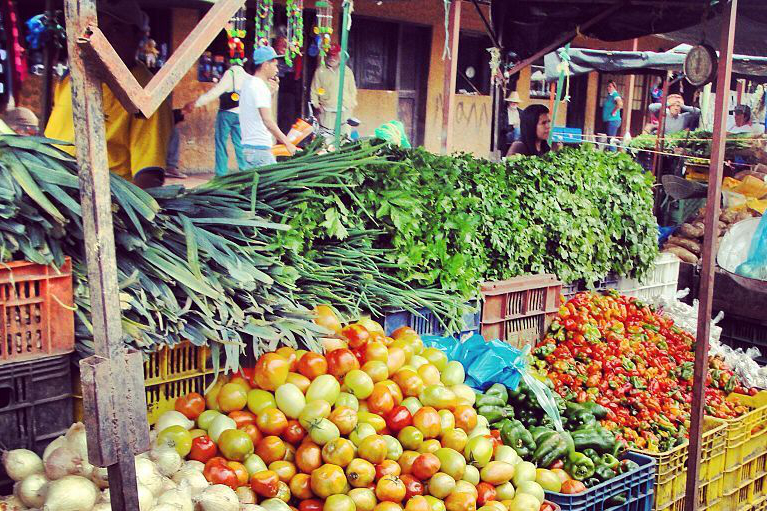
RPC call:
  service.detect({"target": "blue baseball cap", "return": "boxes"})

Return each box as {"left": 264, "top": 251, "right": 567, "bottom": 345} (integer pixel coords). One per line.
{"left": 252, "top": 46, "right": 282, "bottom": 65}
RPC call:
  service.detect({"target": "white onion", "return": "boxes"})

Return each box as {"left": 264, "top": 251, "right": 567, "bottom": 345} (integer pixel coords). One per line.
{"left": 92, "top": 504, "right": 112, "bottom": 511}
{"left": 42, "top": 475, "right": 98, "bottom": 511}
{"left": 155, "top": 411, "right": 194, "bottom": 433}
{"left": 161, "top": 476, "right": 177, "bottom": 493}
{"left": 99, "top": 488, "right": 111, "bottom": 503}
{"left": 15, "top": 473, "right": 48, "bottom": 508}
{"left": 43, "top": 446, "right": 81, "bottom": 480}
{"left": 180, "top": 460, "right": 204, "bottom": 473}
{"left": 63, "top": 423, "right": 89, "bottom": 464}
{"left": 77, "top": 460, "right": 94, "bottom": 479}
{"left": 171, "top": 468, "right": 208, "bottom": 497}
{"left": 43, "top": 437, "right": 68, "bottom": 463}
{"left": 195, "top": 484, "right": 239, "bottom": 511}
{"left": 150, "top": 445, "right": 182, "bottom": 477}
{"left": 150, "top": 504, "right": 183, "bottom": 511}
{"left": 91, "top": 466, "right": 109, "bottom": 489}
{"left": 3, "top": 449, "right": 44, "bottom": 481}
{"left": 239, "top": 506, "right": 267, "bottom": 511}
{"left": 138, "top": 482, "right": 156, "bottom": 511}
{"left": 236, "top": 486, "right": 256, "bottom": 504}
{"left": 135, "top": 458, "right": 164, "bottom": 496}
{"left": 156, "top": 482, "right": 192, "bottom": 511}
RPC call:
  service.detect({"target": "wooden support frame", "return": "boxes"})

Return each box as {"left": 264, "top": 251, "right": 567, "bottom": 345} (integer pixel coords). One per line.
{"left": 685, "top": 2, "right": 737, "bottom": 510}
{"left": 63, "top": 0, "right": 245, "bottom": 508}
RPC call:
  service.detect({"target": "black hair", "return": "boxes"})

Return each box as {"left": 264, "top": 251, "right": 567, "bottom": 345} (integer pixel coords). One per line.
{"left": 518, "top": 104, "right": 551, "bottom": 156}
{"left": 735, "top": 105, "right": 752, "bottom": 122}
{"left": 607, "top": 80, "right": 617, "bottom": 88}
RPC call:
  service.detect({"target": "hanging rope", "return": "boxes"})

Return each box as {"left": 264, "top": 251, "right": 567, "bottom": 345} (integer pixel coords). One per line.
{"left": 442, "top": 0, "right": 452, "bottom": 60}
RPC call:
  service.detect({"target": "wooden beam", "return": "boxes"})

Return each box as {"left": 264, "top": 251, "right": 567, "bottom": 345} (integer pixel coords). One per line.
{"left": 77, "top": 0, "right": 244, "bottom": 118}
{"left": 441, "top": 0, "right": 461, "bottom": 154}
{"left": 505, "top": 3, "right": 623, "bottom": 79}
{"left": 685, "top": 2, "right": 737, "bottom": 510}
{"left": 622, "top": 39, "right": 639, "bottom": 137}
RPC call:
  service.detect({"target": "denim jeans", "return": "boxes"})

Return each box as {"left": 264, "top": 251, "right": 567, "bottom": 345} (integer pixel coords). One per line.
{"left": 243, "top": 146, "right": 276, "bottom": 168}
{"left": 215, "top": 110, "right": 247, "bottom": 176}
{"left": 605, "top": 120, "right": 621, "bottom": 151}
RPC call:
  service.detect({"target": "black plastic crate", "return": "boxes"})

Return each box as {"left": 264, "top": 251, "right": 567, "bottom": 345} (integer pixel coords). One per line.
{"left": 0, "top": 355, "right": 73, "bottom": 493}
{"left": 719, "top": 316, "right": 767, "bottom": 366}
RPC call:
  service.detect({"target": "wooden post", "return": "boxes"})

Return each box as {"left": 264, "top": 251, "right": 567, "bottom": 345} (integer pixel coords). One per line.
{"left": 736, "top": 79, "right": 745, "bottom": 105}
{"left": 334, "top": 0, "right": 352, "bottom": 147}
{"left": 652, "top": 72, "right": 671, "bottom": 176}
{"left": 40, "top": 0, "right": 56, "bottom": 131}
{"left": 441, "top": 0, "right": 461, "bottom": 154}
{"left": 622, "top": 39, "right": 639, "bottom": 138}
{"left": 685, "top": 2, "right": 737, "bottom": 510}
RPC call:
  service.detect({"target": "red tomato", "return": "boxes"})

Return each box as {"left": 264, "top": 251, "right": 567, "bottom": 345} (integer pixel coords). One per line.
{"left": 375, "top": 476, "right": 407, "bottom": 503}
{"left": 254, "top": 353, "right": 290, "bottom": 391}
{"left": 411, "top": 453, "right": 440, "bottom": 480}
{"left": 342, "top": 324, "right": 371, "bottom": 349}
{"left": 561, "top": 480, "right": 587, "bottom": 494}
{"left": 453, "top": 406, "right": 478, "bottom": 432}
{"left": 229, "top": 410, "right": 258, "bottom": 428}
{"left": 385, "top": 406, "right": 413, "bottom": 433}
{"left": 475, "top": 482, "right": 496, "bottom": 506}
{"left": 239, "top": 423, "right": 263, "bottom": 446}
{"left": 284, "top": 420, "right": 307, "bottom": 445}
{"left": 189, "top": 435, "right": 218, "bottom": 464}
{"left": 257, "top": 408, "right": 288, "bottom": 436}
{"left": 251, "top": 470, "right": 280, "bottom": 497}
{"left": 175, "top": 392, "right": 205, "bottom": 420}
{"left": 203, "top": 457, "right": 239, "bottom": 489}
{"left": 376, "top": 460, "right": 402, "bottom": 480}
{"left": 351, "top": 346, "right": 367, "bottom": 364}
{"left": 276, "top": 347, "right": 299, "bottom": 371}
{"left": 228, "top": 461, "right": 250, "bottom": 486}
{"left": 295, "top": 441, "right": 323, "bottom": 473}
{"left": 412, "top": 407, "right": 441, "bottom": 439}
{"left": 256, "top": 436, "right": 288, "bottom": 465}
{"left": 445, "top": 492, "right": 476, "bottom": 511}
{"left": 368, "top": 385, "right": 395, "bottom": 416}
{"left": 327, "top": 348, "right": 361, "bottom": 379}
{"left": 399, "top": 474, "right": 424, "bottom": 500}
{"left": 297, "top": 352, "right": 328, "bottom": 380}
{"left": 300, "top": 499, "right": 324, "bottom": 511}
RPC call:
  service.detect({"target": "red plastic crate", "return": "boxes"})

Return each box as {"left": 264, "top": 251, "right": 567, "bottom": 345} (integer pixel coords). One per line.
{"left": 480, "top": 274, "right": 562, "bottom": 349}
{"left": 0, "top": 259, "right": 74, "bottom": 364}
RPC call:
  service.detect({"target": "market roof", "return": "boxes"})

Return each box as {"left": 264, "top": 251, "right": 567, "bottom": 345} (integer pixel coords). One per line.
{"left": 543, "top": 45, "right": 767, "bottom": 80}
{"left": 492, "top": 0, "right": 767, "bottom": 62}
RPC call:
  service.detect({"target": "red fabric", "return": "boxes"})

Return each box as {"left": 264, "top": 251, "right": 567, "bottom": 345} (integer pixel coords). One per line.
{"left": 328, "top": 43, "right": 341, "bottom": 57}
{"left": 4, "top": 0, "right": 27, "bottom": 98}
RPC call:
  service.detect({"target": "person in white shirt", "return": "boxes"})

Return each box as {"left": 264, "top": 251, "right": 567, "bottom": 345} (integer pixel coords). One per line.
{"left": 239, "top": 46, "right": 296, "bottom": 168}
{"left": 728, "top": 105, "right": 766, "bottom": 136}
{"left": 184, "top": 64, "right": 248, "bottom": 176}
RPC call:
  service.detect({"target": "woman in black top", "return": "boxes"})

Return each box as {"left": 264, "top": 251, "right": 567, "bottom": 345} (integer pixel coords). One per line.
{"left": 506, "top": 104, "right": 552, "bottom": 157}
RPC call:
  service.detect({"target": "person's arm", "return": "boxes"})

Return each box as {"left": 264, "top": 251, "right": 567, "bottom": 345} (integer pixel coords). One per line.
{"left": 185, "top": 68, "right": 233, "bottom": 112}
{"left": 259, "top": 106, "right": 296, "bottom": 154}
{"left": 613, "top": 94, "right": 623, "bottom": 116}
{"left": 681, "top": 105, "right": 700, "bottom": 114}
{"left": 648, "top": 103, "right": 661, "bottom": 115}
{"left": 310, "top": 69, "right": 323, "bottom": 113}
{"left": 506, "top": 141, "right": 526, "bottom": 158}
{"left": 347, "top": 69, "right": 358, "bottom": 111}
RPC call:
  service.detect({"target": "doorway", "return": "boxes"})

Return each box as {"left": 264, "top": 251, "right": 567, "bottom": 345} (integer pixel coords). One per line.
{"left": 396, "top": 25, "right": 430, "bottom": 146}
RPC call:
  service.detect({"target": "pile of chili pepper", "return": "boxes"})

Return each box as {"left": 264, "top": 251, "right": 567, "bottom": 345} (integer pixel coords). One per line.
{"left": 533, "top": 291, "right": 751, "bottom": 453}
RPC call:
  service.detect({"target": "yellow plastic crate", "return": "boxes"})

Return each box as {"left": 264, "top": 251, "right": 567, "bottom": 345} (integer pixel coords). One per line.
{"left": 724, "top": 451, "right": 767, "bottom": 492}
{"left": 720, "top": 471, "right": 767, "bottom": 511}
{"left": 718, "top": 391, "right": 767, "bottom": 471}
{"left": 74, "top": 342, "right": 215, "bottom": 425}
{"left": 654, "top": 476, "right": 723, "bottom": 511}
{"left": 754, "top": 496, "right": 767, "bottom": 511}
{"left": 633, "top": 417, "right": 727, "bottom": 511}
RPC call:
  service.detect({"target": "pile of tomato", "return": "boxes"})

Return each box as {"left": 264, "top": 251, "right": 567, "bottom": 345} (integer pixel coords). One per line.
{"left": 167, "top": 307, "right": 558, "bottom": 511}
{"left": 534, "top": 292, "right": 751, "bottom": 452}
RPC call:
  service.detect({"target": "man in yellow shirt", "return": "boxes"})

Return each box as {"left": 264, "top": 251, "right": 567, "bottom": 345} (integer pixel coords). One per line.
{"left": 45, "top": 0, "right": 173, "bottom": 188}
{"left": 310, "top": 44, "right": 358, "bottom": 136}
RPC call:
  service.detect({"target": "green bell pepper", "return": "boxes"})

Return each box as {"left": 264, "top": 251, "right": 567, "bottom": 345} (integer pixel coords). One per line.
{"left": 571, "top": 426, "right": 619, "bottom": 455}
{"left": 564, "top": 451, "right": 596, "bottom": 481}
{"left": 485, "top": 383, "right": 508, "bottom": 403}
{"left": 500, "top": 419, "right": 536, "bottom": 459}
{"left": 606, "top": 493, "right": 628, "bottom": 506}
{"left": 582, "top": 448, "right": 600, "bottom": 462}
{"left": 529, "top": 426, "right": 552, "bottom": 443}
{"left": 532, "top": 430, "right": 570, "bottom": 469}
{"left": 565, "top": 401, "right": 609, "bottom": 420}
{"left": 619, "top": 459, "right": 640, "bottom": 474}
{"left": 600, "top": 454, "right": 619, "bottom": 470}
{"left": 594, "top": 465, "right": 616, "bottom": 482}
{"left": 476, "top": 394, "right": 506, "bottom": 408}
{"left": 477, "top": 405, "right": 513, "bottom": 424}
{"left": 570, "top": 410, "right": 597, "bottom": 428}
{"left": 583, "top": 476, "right": 601, "bottom": 488}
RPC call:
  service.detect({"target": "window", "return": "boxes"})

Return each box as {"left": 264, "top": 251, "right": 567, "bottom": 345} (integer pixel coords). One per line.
{"left": 455, "top": 32, "right": 491, "bottom": 95}
{"left": 349, "top": 18, "right": 397, "bottom": 90}
{"left": 529, "top": 64, "right": 549, "bottom": 99}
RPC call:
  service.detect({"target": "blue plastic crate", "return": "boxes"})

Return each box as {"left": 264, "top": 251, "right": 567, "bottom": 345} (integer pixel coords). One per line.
{"left": 381, "top": 302, "right": 480, "bottom": 338}
{"left": 546, "top": 452, "right": 655, "bottom": 511}
{"left": 552, "top": 126, "right": 583, "bottom": 144}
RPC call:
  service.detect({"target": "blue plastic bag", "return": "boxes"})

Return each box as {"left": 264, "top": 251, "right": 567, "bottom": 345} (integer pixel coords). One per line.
{"left": 736, "top": 214, "right": 767, "bottom": 281}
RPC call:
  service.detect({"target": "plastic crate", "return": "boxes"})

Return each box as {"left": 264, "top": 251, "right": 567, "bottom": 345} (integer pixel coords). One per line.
{"left": 754, "top": 496, "right": 767, "bottom": 511}
{"left": 0, "top": 258, "right": 74, "bottom": 364}
{"left": 719, "top": 316, "right": 767, "bottom": 365}
{"left": 632, "top": 417, "right": 726, "bottom": 511}
{"left": 723, "top": 451, "right": 767, "bottom": 492}
{"left": 654, "top": 477, "right": 722, "bottom": 511}
{"left": 718, "top": 391, "right": 767, "bottom": 471}
{"left": 75, "top": 341, "right": 214, "bottom": 425}
{"left": 719, "top": 470, "right": 767, "bottom": 511}
{"left": 0, "top": 355, "right": 73, "bottom": 493}
{"left": 381, "top": 302, "right": 480, "bottom": 338}
{"left": 479, "top": 275, "right": 562, "bottom": 349}
{"left": 617, "top": 253, "right": 680, "bottom": 302}
{"left": 545, "top": 452, "right": 655, "bottom": 511}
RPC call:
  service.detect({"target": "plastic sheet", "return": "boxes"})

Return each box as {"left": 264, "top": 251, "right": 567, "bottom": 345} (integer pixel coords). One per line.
{"left": 736, "top": 213, "right": 767, "bottom": 281}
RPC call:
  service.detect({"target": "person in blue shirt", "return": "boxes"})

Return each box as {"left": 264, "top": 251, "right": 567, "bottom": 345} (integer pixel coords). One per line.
{"left": 602, "top": 81, "right": 623, "bottom": 149}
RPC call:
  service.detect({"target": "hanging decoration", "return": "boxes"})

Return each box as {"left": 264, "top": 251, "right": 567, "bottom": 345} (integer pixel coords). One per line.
{"left": 314, "top": 1, "right": 334, "bottom": 63}
{"left": 442, "top": 0, "right": 452, "bottom": 60}
{"left": 487, "top": 47, "right": 502, "bottom": 87}
{"left": 285, "top": 0, "right": 304, "bottom": 67}
{"left": 226, "top": 8, "right": 246, "bottom": 65}
{"left": 255, "top": 0, "right": 274, "bottom": 48}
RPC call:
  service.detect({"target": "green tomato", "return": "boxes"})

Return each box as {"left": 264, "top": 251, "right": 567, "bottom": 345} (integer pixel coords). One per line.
{"left": 424, "top": 496, "right": 447, "bottom": 511}
{"left": 495, "top": 481, "right": 516, "bottom": 500}
{"left": 157, "top": 425, "right": 193, "bottom": 457}
{"left": 382, "top": 435, "right": 403, "bottom": 461}
{"left": 508, "top": 493, "right": 540, "bottom": 511}
{"left": 494, "top": 445, "right": 521, "bottom": 466}
{"left": 244, "top": 454, "right": 267, "bottom": 475}
{"left": 306, "top": 374, "right": 341, "bottom": 405}
{"left": 401, "top": 397, "right": 423, "bottom": 416}
{"left": 422, "top": 348, "right": 448, "bottom": 371}
{"left": 441, "top": 361, "right": 465, "bottom": 386}
{"left": 410, "top": 355, "right": 428, "bottom": 369}
{"left": 247, "top": 389, "right": 277, "bottom": 415}
{"left": 336, "top": 392, "right": 360, "bottom": 411}
{"left": 461, "top": 464, "right": 480, "bottom": 485}
{"left": 217, "top": 428, "right": 254, "bottom": 461}
{"left": 517, "top": 481, "right": 544, "bottom": 506}
{"left": 349, "top": 422, "right": 376, "bottom": 447}
{"left": 428, "top": 472, "right": 456, "bottom": 499}
{"left": 418, "top": 385, "right": 457, "bottom": 410}
{"left": 308, "top": 418, "right": 340, "bottom": 445}
{"left": 397, "top": 426, "right": 424, "bottom": 451}
{"left": 435, "top": 447, "right": 466, "bottom": 480}
{"left": 208, "top": 414, "right": 237, "bottom": 443}
{"left": 344, "top": 370, "right": 374, "bottom": 400}
{"left": 197, "top": 409, "right": 222, "bottom": 430}
{"left": 299, "top": 400, "right": 332, "bottom": 429}
{"left": 512, "top": 462, "right": 537, "bottom": 487}
{"left": 464, "top": 435, "right": 493, "bottom": 468}
{"left": 275, "top": 383, "right": 306, "bottom": 419}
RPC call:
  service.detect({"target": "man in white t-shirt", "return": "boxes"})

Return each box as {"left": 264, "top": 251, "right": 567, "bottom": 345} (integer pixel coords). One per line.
{"left": 239, "top": 46, "right": 296, "bottom": 167}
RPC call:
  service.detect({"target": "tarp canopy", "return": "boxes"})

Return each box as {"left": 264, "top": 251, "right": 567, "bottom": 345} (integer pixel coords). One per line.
{"left": 543, "top": 46, "right": 767, "bottom": 81}
{"left": 659, "top": 7, "right": 767, "bottom": 57}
